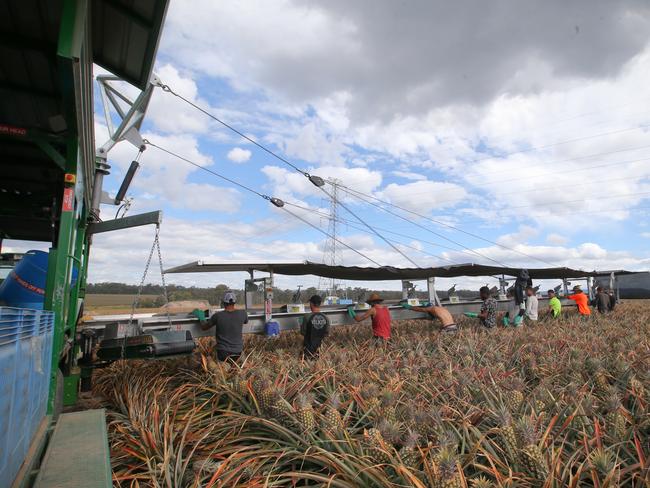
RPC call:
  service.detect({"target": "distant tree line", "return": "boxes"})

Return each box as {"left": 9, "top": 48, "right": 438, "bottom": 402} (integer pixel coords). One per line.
{"left": 86, "top": 282, "right": 480, "bottom": 305}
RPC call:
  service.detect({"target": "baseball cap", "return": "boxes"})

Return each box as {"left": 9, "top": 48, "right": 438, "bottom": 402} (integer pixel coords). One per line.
{"left": 223, "top": 291, "right": 237, "bottom": 304}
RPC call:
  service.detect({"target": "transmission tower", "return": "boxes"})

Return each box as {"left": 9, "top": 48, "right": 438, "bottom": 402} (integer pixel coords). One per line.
{"left": 318, "top": 179, "right": 340, "bottom": 296}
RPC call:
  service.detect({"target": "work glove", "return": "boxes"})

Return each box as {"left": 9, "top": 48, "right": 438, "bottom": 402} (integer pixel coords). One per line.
{"left": 502, "top": 316, "right": 510, "bottom": 326}
{"left": 190, "top": 309, "right": 206, "bottom": 321}
{"left": 400, "top": 301, "right": 412, "bottom": 309}
{"left": 463, "top": 312, "right": 478, "bottom": 318}
{"left": 347, "top": 306, "right": 357, "bottom": 318}
{"left": 513, "top": 315, "right": 523, "bottom": 326}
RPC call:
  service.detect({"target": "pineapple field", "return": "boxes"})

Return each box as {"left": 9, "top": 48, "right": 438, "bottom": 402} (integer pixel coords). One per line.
{"left": 94, "top": 302, "right": 649, "bottom": 487}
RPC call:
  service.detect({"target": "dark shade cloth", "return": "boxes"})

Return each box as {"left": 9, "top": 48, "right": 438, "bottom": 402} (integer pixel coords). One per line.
{"left": 166, "top": 261, "right": 633, "bottom": 280}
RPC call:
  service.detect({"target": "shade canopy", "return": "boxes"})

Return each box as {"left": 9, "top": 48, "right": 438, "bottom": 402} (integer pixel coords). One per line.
{"left": 164, "top": 261, "right": 630, "bottom": 281}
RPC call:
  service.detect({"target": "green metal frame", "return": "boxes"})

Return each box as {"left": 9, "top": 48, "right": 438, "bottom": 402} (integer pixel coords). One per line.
{"left": 43, "top": 0, "right": 92, "bottom": 413}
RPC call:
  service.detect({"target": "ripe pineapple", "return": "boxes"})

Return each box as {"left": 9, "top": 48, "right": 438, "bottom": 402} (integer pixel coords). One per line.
{"left": 433, "top": 447, "right": 461, "bottom": 488}
{"left": 295, "top": 393, "right": 316, "bottom": 432}
{"left": 506, "top": 389, "right": 524, "bottom": 412}
{"left": 365, "top": 427, "right": 391, "bottom": 465}
{"left": 516, "top": 417, "right": 548, "bottom": 481}
{"left": 269, "top": 396, "right": 293, "bottom": 423}
{"left": 629, "top": 376, "right": 645, "bottom": 398}
{"left": 259, "top": 384, "right": 279, "bottom": 412}
{"left": 398, "top": 431, "right": 420, "bottom": 469}
{"left": 323, "top": 392, "right": 344, "bottom": 432}
{"left": 604, "top": 391, "right": 626, "bottom": 440}
{"left": 495, "top": 408, "right": 517, "bottom": 463}
{"left": 593, "top": 370, "right": 610, "bottom": 396}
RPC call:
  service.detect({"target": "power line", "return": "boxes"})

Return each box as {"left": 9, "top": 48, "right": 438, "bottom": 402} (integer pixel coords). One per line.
{"left": 156, "top": 83, "right": 309, "bottom": 176}
{"left": 281, "top": 206, "right": 382, "bottom": 266}
{"left": 157, "top": 81, "right": 422, "bottom": 268}
{"left": 338, "top": 184, "right": 558, "bottom": 267}
{"left": 284, "top": 201, "right": 478, "bottom": 265}
{"left": 145, "top": 140, "right": 270, "bottom": 199}
{"left": 145, "top": 141, "right": 383, "bottom": 266}
{"left": 443, "top": 143, "right": 650, "bottom": 181}
{"left": 458, "top": 122, "right": 650, "bottom": 166}
{"left": 337, "top": 188, "right": 511, "bottom": 267}
{"left": 317, "top": 185, "right": 422, "bottom": 268}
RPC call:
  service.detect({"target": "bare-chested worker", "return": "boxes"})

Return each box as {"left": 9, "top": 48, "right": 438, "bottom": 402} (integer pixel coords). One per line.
{"left": 400, "top": 301, "right": 458, "bottom": 333}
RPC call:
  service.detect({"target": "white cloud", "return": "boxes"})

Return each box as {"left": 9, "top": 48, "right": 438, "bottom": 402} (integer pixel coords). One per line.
{"left": 641, "top": 232, "right": 650, "bottom": 238}
{"left": 547, "top": 233, "right": 569, "bottom": 245}
{"left": 227, "top": 147, "right": 252, "bottom": 163}
{"left": 380, "top": 180, "right": 467, "bottom": 213}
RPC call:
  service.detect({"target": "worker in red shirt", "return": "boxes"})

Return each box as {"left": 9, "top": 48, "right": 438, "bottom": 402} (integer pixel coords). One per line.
{"left": 348, "top": 292, "right": 391, "bottom": 344}
{"left": 567, "top": 285, "right": 591, "bottom": 319}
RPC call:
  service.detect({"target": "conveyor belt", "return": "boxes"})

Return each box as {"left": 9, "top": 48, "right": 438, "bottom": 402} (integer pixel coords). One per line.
{"left": 82, "top": 298, "right": 572, "bottom": 340}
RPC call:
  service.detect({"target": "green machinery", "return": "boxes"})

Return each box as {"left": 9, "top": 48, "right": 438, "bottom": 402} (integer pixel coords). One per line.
{"left": 0, "top": 0, "right": 169, "bottom": 414}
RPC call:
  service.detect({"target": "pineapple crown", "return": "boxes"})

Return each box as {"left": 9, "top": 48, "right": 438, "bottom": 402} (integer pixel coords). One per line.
{"left": 378, "top": 419, "right": 402, "bottom": 444}
{"left": 327, "top": 392, "right": 341, "bottom": 410}
{"left": 605, "top": 388, "right": 622, "bottom": 412}
{"left": 296, "top": 392, "right": 314, "bottom": 409}
{"left": 495, "top": 405, "right": 513, "bottom": 427}
{"left": 515, "top": 416, "right": 538, "bottom": 446}
{"left": 403, "top": 430, "right": 420, "bottom": 449}
{"left": 435, "top": 446, "right": 458, "bottom": 480}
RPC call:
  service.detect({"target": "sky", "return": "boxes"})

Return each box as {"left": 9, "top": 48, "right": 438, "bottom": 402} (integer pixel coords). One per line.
{"left": 7, "top": 0, "right": 650, "bottom": 292}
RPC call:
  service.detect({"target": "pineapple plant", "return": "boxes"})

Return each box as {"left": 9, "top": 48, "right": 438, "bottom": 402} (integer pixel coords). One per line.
{"left": 397, "top": 431, "right": 420, "bottom": 469}
{"left": 516, "top": 417, "right": 548, "bottom": 482}
{"left": 471, "top": 476, "right": 495, "bottom": 488}
{"left": 364, "top": 427, "right": 391, "bottom": 465}
{"left": 433, "top": 447, "right": 461, "bottom": 488}
{"left": 322, "top": 392, "right": 344, "bottom": 432}
{"left": 604, "top": 389, "right": 626, "bottom": 440}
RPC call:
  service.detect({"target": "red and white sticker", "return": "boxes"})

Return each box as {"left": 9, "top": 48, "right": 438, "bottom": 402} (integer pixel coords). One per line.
{"left": 62, "top": 187, "right": 74, "bottom": 212}
{"left": 0, "top": 124, "right": 27, "bottom": 136}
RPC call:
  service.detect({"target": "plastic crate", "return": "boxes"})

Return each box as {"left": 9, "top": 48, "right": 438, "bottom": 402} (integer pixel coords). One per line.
{"left": 0, "top": 307, "right": 54, "bottom": 488}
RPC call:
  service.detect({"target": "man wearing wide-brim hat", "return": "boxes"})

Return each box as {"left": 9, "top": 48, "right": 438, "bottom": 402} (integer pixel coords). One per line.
{"left": 567, "top": 285, "right": 591, "bottom": 319}
{"left": 347, "top": 292, "right": 392, "bottom": 343}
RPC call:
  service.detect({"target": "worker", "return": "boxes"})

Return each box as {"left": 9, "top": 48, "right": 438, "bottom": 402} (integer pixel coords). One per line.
{"left": 525, "top": 286, "right": 539, "bottom": 322}
{"left": 400, "top": 301, "right": 458, "bottom": 332}
{"left": 300, "top": 295, "right": 330, "bottom": 359}
{"left": 194, "top": 291, "right": 248, "bottom": 362}
{"left": 546, "top": 289, "right": 562, "bottom": 319}
{"left": 464, "top": 286, "right": 496, "bottom": 328}
{"left": 503, "top": 289, "right": 522, "bottom": 326}
{"left": 567, "top": 285, "right": 591, "bottom": 319}
{"left": 607, "top": 289, "right": 617, "bottom": 311}
{"left": 593, "top": 286, "right": 610, "bottom": 314}
{"left": 348, "top": 292, "right": 391, "bottom": 343}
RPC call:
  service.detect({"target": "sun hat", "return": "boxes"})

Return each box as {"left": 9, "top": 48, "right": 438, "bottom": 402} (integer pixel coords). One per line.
{"left": 366, "top": 292, "right": 384, "bottom": 304}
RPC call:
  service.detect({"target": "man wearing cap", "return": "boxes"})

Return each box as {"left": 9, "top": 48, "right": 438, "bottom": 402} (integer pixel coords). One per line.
{"left": 348, "top": 292, "right": 392, "bottom": 343}
{"left": 567, "top": 285, "right": 591, "bottom": 319}
{"left": 300, "top": 295, "right": 330, "bottom": 359}
{"left": 195, "top": 291, "right": 248, "bottom": 362}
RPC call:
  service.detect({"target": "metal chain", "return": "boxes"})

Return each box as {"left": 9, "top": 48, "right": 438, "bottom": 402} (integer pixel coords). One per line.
{"left": 128, "top": 227, "right": 158, "bottom": 327}
{"left": 154, "top": 226, "right": 173, "bottom": 328}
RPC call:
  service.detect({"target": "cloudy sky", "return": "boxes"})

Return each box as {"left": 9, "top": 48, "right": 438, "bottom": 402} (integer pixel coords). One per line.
{"left": 9, "top": 0, "right": 650, "bottom": 291}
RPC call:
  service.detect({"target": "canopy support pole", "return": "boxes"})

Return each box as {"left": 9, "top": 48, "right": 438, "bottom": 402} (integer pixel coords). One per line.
{"left": 428, "top": 277, "right": 441, "bottom": 306}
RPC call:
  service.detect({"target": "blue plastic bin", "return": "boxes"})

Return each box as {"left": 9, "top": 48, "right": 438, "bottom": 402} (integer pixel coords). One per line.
{"left": 0, "top": 307, "right": 54, "bottom": 488}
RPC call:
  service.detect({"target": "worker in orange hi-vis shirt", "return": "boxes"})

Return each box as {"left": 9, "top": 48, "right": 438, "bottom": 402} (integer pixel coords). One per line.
{"left": 567, "top": 285, "right": 591, "bottom": 320}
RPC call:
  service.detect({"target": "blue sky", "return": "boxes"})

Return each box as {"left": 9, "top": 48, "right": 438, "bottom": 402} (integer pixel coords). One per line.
{"left": 8, "top": 1, "right": 650, "bottom": 291}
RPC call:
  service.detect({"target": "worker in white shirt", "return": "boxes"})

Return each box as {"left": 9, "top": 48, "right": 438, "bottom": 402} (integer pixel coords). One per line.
{"left": 525, "top": 286, "right": 539, "bottom": 322}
